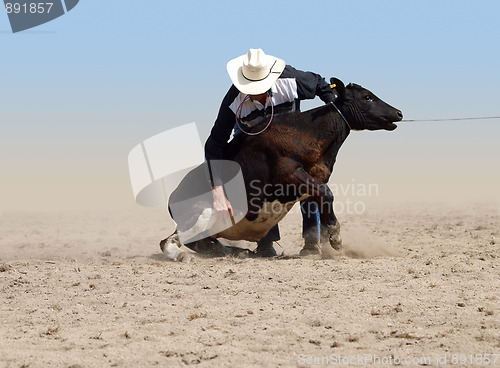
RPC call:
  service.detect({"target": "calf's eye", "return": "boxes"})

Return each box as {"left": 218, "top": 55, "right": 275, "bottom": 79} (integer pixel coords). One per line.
{"left": 364, "top": 95, "right": 373, "bottom": 101}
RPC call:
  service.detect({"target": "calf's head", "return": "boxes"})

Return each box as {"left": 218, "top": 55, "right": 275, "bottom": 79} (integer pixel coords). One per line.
{"left": 330, "top": 78, "right": 403, "bottom": 131}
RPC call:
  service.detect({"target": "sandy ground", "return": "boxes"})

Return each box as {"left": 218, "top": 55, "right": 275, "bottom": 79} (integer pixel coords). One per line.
{"left": 0, "top": 203, "right": 499, "bottom": 368}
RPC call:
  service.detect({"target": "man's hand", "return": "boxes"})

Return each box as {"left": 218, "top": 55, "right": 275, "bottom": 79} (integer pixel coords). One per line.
{"left": 211, "top": 185, "right": 234, "bottom": 226}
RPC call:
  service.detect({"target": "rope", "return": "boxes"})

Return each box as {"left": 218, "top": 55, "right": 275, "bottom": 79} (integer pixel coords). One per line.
{"left": 235, "top": 93, "right": 274, "bottom": 136}
{"left": 330, "top": 101, "right": 352, "bottom": 130}
{"left": 402, "top": 116, "right": 500, "bottom": 122}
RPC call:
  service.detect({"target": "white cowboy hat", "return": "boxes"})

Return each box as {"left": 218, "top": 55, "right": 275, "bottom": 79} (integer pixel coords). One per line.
{"left": 226, "top": 48, "right": 286, "bottom": 95}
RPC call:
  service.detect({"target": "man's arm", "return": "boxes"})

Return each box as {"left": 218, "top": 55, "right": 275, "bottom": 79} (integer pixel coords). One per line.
{"left": 281, "top": 65, "right": 337, "bottom": 104}
{"left": 204, "top": 85, "right": 240, "bottom": 218}
{"left": 204, "top": 85, "right": 240, "bottom": 176}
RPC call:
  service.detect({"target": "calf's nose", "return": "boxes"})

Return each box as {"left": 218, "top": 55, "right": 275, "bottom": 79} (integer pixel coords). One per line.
{"left": 396, "top": 110, "right": 403, "bottom": 120}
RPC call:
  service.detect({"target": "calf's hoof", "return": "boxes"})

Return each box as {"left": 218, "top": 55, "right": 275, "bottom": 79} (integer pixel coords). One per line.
{"left": 330, "top": 237, "right": 342, "bottom": 251}
{"left": 159, "top": 232, "right": 187, "bottom": 261}
{"left": 322, "top": 223, "right": 342, "bottom": 251}
{"left": 160, "top": 232, "right": 181, "bottom": 251}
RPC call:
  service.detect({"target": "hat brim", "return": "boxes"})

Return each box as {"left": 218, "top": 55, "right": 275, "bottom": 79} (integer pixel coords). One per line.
{"left": 227, "top": 54, "right": 286, "bottom": 95}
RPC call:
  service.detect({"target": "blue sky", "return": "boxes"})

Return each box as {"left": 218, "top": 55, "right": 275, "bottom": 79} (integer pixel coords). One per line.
{"left": 1, "top": 0, "right": 499, "bottom": 210}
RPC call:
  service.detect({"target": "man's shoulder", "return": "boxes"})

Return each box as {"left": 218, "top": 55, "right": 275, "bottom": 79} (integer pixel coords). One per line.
{"left": 280, "top": 65, "right": 300, "bottom": 78}
{"left": 280, "top": 65, "right": 317, "bottom": 81}
{"left": 222, "top": 84, "right": 241, "bottom": 103}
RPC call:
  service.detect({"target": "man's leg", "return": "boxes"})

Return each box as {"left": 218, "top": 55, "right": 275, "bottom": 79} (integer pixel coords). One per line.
{"left": 256, "top": 224, "right": 280, "bottom": 257}
{"left": 301, "top": 199, "right": 321, "bottom": 253}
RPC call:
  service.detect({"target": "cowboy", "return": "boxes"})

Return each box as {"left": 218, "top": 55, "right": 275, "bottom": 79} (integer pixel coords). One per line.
{"left": 205, "top": 48, "right": 338, "bottom": 257}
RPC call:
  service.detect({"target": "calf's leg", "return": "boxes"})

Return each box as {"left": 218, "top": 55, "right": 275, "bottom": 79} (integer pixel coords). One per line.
{"left": 315, "top": 188, "right": 342, "bottom": 251}
{"left": 290, "top": 167, "right": 342, "bottom": 254}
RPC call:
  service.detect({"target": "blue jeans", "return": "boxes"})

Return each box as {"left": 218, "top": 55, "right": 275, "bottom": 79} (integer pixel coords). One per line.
{"left": 258, "top": 199, "right": 320, "bottom": 244}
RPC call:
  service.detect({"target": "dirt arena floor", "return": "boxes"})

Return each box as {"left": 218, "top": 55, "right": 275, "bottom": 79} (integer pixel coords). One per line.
{"left": 1, "top": 203, "right": 499, "bottom": 367}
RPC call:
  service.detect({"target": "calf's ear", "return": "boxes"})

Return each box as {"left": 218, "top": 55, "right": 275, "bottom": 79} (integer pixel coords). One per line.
{"left": 329, "top": 77, "right": 346, "bottom": 103}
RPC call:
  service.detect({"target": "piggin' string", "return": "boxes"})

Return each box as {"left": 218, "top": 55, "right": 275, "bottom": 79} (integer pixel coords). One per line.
{"left": 235, "top": 92, "right": 275, "bottom": 136}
